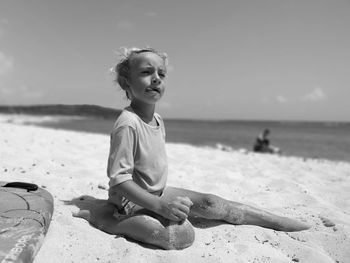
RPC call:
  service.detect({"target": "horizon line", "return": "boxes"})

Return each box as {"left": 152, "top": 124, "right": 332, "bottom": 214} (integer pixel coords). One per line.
{"left": 0, "top": 103, "right": 349, "bottom": 124}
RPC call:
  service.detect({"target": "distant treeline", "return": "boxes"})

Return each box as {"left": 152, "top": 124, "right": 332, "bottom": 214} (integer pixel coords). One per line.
{"left": 0, "top": 104, "right": 122, "bottom": 119}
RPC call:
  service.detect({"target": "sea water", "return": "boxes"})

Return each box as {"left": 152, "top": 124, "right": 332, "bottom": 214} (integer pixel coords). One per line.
{"left": 37, "top": 118, "right": 350, "bottom": 163}
{"left": 165, "top": 119, "right": 350, "bottom": 162}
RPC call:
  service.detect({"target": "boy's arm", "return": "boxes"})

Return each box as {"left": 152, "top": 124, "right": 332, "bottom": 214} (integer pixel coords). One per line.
{"left": 112, "top": 181, "right": 192, "bottom": 222}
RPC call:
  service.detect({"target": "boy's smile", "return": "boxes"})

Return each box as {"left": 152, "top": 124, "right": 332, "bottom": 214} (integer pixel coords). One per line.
{"left": 127, "top": 52, "right": 167, "bottom": 105}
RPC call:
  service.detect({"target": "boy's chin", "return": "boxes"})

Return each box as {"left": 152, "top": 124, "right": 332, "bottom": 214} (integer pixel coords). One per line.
{"left": 136, "top": 98, "right": 162, "bottom": 106}
{"left": 146, "top": 95, "right": 163, "bottom": 103}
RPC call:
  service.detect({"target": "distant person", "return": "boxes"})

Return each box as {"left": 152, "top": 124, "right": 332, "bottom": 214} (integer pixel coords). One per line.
{"left": 253, "top": 129, "right": 281, "bottom": 154}
{"left": 73, "top": 47, "right": 308, "bottom": 250}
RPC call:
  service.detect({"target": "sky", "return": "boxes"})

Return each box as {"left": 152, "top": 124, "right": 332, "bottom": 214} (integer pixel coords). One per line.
{"left": 0, "top": 0, "right": 349, "bottom": 122}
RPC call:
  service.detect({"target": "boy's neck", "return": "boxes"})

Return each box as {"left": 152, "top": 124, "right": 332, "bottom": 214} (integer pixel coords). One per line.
{"left": 130, "top": 101, "right": 155, "bottom": 123}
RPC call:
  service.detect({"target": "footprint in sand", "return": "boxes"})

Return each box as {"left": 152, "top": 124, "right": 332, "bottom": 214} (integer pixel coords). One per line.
{"left": 319, "top": 216, "right": 335, "bottom": 227}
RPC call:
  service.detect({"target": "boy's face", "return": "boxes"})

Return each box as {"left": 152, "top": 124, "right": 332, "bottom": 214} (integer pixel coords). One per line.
{"left": 127, "top": 52, "right": 167, "bottom": 105}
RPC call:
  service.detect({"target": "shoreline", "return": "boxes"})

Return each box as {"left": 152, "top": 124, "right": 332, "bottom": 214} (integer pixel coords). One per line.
{"left": 1, "top": 113, "right": 349, "bottom": 164}
{"left": 1, "top": 114, "right": 350, "bottom": 262}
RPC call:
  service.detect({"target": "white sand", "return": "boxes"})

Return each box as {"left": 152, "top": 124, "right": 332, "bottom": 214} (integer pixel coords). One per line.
{"left": 1, "top": 114, "right": 350, "bottom": 263}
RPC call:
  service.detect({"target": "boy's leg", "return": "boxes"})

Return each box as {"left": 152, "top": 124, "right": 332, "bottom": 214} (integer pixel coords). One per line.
{"left": 111, "top": 211, "right": 195, "bottom": 250}
{"left": 72, "top": 197, "right": 195, "bottom": 250}
{"left": 163, "top": 187, "right": 309, "bottom": 232}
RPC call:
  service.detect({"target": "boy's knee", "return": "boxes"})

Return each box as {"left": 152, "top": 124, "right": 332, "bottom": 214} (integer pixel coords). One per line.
{"left": 198, "top": 194, "right": 217, "bottom": 210}
{"left": 160, "top": 220, "right": 195, "bottom": 250}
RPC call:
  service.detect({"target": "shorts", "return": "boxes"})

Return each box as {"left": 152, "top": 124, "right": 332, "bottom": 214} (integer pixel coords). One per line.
{"left": 109, "top": 189, "right": 164, "bottom": 218}
{"left": 116, "top": 198, "right": 140, "bottom": 216}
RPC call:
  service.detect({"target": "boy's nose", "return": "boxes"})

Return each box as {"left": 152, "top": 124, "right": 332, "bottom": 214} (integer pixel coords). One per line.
{"left": 152, "top": 75, "right": 161, "bottom": 84}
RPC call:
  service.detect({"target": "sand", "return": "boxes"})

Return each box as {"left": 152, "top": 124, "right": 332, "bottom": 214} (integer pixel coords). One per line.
{"left": 1, "top": 114, "right": 350, "bottom": 263}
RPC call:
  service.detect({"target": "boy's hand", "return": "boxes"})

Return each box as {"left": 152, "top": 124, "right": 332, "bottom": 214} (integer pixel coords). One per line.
{"left": 157, "top": 196, "right": 193, "bottom": 222}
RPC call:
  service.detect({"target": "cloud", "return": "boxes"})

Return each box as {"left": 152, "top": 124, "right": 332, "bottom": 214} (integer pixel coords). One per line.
{"left": 116, "top": 20, "right": 133, "bottom": 30}
{"left": 0, "top": 87, "right": 13, "bottom": 95}
{"left": 260, "top": 96, "right": 270, "bottom": 104}
{"left": 0, "top": 19, "right": 8, "bottom": 37}
{"left": 144, "top": 12, "right": 157, "bottom": 17}
{"left": 260, "top": 95, "right": 287, "bottom": 104}
{"left": 0, "top": 85, "right": 44, "bottom": 103}
{"left": 260, "top": 88, "right": 326, "bottom": 105}
{"left": 19, "top": 85, "right": 45, "bottom": 99}
{"left": 0, "top": 51, "right": 14, "bottom": 75}
{"left": 301, "top": 87, "right": 326, "bottom": 102}
{"left": 276, "top": 95, "right": 287, "bottom": 103}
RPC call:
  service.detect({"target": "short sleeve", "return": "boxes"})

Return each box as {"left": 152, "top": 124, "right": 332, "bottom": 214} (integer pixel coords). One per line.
{"left": 107, "top": 126, "right": 136, "bottom": 187}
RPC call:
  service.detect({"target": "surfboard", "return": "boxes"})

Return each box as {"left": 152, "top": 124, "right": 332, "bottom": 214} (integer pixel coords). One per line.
{"left": 0, "top": 182, "right": 54, "bottom": 263}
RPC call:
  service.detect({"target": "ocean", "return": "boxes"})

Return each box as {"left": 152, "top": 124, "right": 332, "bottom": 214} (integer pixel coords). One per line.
{"left": 35, "top": 117, "right": 350, "bottom": 163}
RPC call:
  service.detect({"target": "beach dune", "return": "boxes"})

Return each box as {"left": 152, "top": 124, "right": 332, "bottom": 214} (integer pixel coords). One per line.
{"left": 1, "top": 114, "right": 350, "bottom": 263}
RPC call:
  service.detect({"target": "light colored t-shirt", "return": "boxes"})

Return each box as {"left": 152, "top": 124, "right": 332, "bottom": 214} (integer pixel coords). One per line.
{"left": 107, "top": 106, "right": 168, "bottom": 208}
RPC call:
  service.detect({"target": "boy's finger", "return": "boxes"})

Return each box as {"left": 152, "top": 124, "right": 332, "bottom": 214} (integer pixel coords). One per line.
{"left": 177, "top": 203, "right": 190, "bottom": 215}
{"left": 169, "top": 214, "right": 181, "bottom": 222}
{"left": 180, "top": 197, "right": 193, "bottom": 207}
{"left": 174, "top": 210, "right": 188, "bottom": 220}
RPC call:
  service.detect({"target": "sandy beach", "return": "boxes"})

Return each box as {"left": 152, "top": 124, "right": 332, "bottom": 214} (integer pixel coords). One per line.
{"left": 1, "top": 114, "right": 350, "bottom": 263}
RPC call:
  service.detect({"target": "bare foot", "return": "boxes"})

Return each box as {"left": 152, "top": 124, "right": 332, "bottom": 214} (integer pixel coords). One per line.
{"left": 274, "top": 216, "right": 310, "bottom": 232}
{"left": 73, "top": 210, "right": 91, "bottom": 221}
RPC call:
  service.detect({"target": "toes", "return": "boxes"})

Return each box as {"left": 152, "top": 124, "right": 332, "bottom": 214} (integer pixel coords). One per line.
{"left": 73, "top": 210, "right": 91, "bottom": 220}
{"left": 319, "top": 216, "right": 335, "bottom": 227}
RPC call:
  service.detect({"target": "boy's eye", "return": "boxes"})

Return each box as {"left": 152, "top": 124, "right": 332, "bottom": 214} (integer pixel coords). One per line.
{"left": 159, "top": 71, "right": 166, "bottom": 78}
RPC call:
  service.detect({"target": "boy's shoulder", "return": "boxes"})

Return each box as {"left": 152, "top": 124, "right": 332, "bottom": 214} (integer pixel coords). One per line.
{"left": 113, "top": 107, "right": 139, "bottom": 130}
{"left": 112, "top": 107, "right": 164, "bottom": 132}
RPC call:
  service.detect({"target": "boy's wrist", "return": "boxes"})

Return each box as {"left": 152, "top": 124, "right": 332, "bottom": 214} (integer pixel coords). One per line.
{"left": 149, "top": 196, "right": 164, "bottom": 214}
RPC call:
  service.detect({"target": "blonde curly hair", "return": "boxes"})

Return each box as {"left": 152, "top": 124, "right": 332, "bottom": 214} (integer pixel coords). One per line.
{"left": 112, "top": 47, "right": 168, "bottom": 99}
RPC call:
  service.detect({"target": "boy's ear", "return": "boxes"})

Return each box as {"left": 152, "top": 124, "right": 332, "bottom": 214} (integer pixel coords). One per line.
{"left": 119, "top": 76, "right": 130, "bottom": 89}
